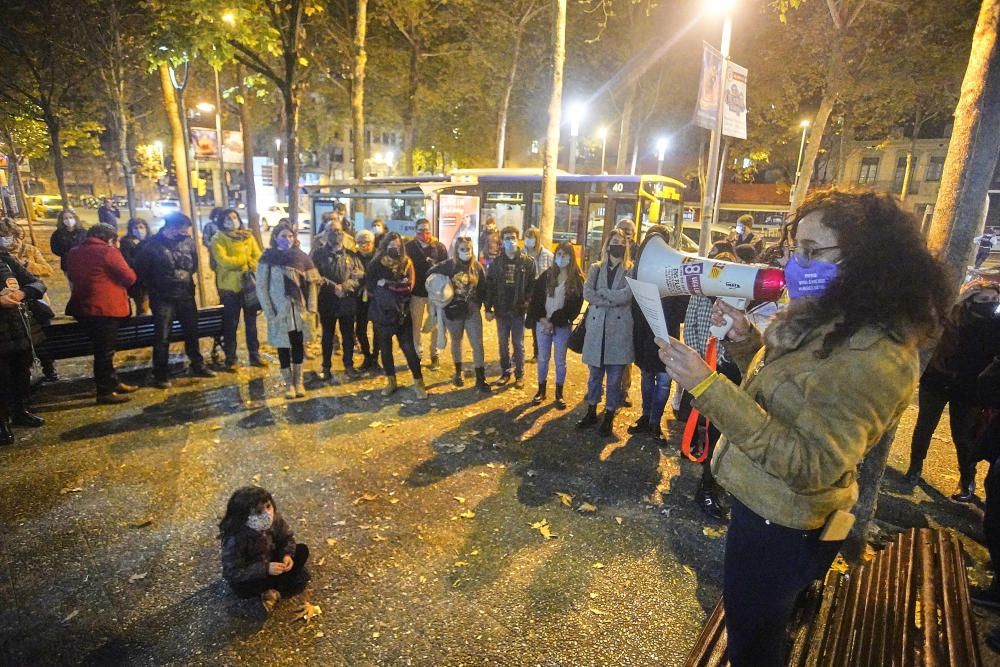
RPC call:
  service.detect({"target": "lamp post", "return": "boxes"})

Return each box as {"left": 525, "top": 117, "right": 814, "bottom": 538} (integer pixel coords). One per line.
{"left": 656, "top": 137, "right": 669, "bottom": 175}
{"left": 793, "top": 119, "right": 810, "bottom": 202}
{"left": 699, "top": 0, "right": 736, "bottom": 256}
{"left": 274, "top": 137, "right": 284, "bottom": 203}
{"left": 568, "top": 103, "right": 583, "bottom": 174}
{"left": 597, "top": 127, "right": 608, "bottom": 174}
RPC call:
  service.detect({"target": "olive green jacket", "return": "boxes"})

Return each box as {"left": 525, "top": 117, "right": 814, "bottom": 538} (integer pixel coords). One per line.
{"left": 694, "top": 313, "right": 919, "bottom": 530}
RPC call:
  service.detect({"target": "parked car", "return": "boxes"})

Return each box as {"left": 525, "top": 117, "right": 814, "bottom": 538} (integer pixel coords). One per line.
{"left": 150, "top": 198, "right": 182, "bottom": 219}
{"left": 260, "top": 203, "right": 311, "bottom": 232}
{"left": 31, "top": 194, "right": 64, "bottom": 219}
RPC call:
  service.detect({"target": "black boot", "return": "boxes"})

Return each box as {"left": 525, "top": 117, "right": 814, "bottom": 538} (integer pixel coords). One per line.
{"left": 951, "top": 474, "right": 977, "bottom": 503}
{"left": 0, "top": 420, "right": 12, "bottom": 446}
{"left": 627, "top": 415, "right": 650, "bottom": 434}
{"left": 576, "top": 404, "right": 598, "bottom": 429}
{"left": 532, "top": 381, "right": 546, "bottom": 405}
{"left": 696, "top": 478, "right": 730, "bottom": 522}
{"left": 554, "top": 384, "right": 566, "bottom": 410}
{"left": 597, "top": 409, "right": 616, "bottom": 436}
{"left": 11, "top": 406, "right": 43, "bottom": 428}
{"left": 904, "top": 459, "right": 923, "bottom": 487}
{"left": 475, "top": 367, "right": 492, "bottom": 394}
{"left": 453, "top": 362, "right": 464, "bottom": 387}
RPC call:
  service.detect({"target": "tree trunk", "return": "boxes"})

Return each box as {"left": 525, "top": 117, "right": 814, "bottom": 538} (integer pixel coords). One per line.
{"left": 2, "top": 126, "right": 36, "bottom": 244}
{"left": 615, "top": 82, "right": 637, "bottom": 175}
{"left": 403, "top": 38, "right": 420, "bottom": 176}
{"left": 496, "top": 26, "right": 524, "bottom": 169}
{"left": 158, "top": 63, "right": 192, "bottom": 220}
{"left": 899, "top": 107, "right": 923, "bottom": 203}
{"left": 789, "top": 88, "right": 838, "bottom": 213}
{"left": 927, "top": 0, "right": 1000, "bottom": 284}
{"left": 115, "top": 92, "right": 138, "bottom": 220}
{"left": 352, "top": 0, "right": 368, "bottom": 181}
{"left": 539, "top": 0, "right": 567, "bottom": 248}
{"left": 43, "top": 113, "right": 69, "bottom": 210}
{"left": 284, "top": 88, "right": 300, "bottom": 229}
{"left": 236, "top": 67, "right": 262, "bottom": 246}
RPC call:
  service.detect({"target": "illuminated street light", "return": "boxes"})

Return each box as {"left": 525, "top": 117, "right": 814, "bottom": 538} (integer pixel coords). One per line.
{"left": 196, "top": 102, "right": 216, "bottom": 113}
{"left": 705, "top": 0, "right": 736, "bottom": 12}
{"left": 567, "top": 103, "right": 584, "bottom": 173}
{"left": 597, "top": 126, "right": 608, "bottom": 174}
{"left": 793, "top": 119, "right": 811, "bottom": 202}
{"left": 222, "top": 11, "right": 236, "bottom": 24}
{"left": 656, "top": 137, "right": 669, "bottom": 175}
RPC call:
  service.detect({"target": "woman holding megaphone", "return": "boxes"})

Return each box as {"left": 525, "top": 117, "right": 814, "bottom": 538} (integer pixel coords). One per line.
{"left": 656, "top": 189, "right": 950, "bottom": 667}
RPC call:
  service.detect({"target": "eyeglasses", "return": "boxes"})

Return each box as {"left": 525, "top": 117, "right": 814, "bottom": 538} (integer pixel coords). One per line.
{"left": 791, "top": 244, "right": 839, "bottom": 267}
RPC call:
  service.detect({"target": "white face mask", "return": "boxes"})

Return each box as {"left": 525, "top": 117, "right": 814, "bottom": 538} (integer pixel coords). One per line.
{"left": 64, "top": 218, "right": 77, "bottom": 228}
{"left": 736, "top": 223, "right": 745, "bottom": 234}
{"left": 246, "top": 510, "right": 273, "bottom": 531}
{"left": 524, "top": 238, "right": 536, "bottom": 249}
{"left": 0, "top": 236, "right": 13, "bottom": 248}
{"left": 222, "top": 220, "right": 236, "bottom": 231}
{"left": 458, "top": 249, "right": 471, "bottom": 261}
{"left": 136, "top": 229, "right": 147, "bottom": 240}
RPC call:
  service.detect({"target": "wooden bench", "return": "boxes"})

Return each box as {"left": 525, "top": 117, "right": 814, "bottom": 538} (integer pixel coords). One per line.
{"left": 685, "top": 527, "right": 982, "bottom": 666}
{"left": 38, "top": 306, "right": 225, "bottom": 361}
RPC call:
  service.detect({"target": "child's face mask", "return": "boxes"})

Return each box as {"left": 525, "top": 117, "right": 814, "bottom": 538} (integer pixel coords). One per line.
{"left": 246, "top": 509, "right": 273, "bottom": 531}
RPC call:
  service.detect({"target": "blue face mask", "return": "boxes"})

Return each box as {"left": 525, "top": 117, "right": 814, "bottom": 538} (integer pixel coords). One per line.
{"left": 784, "top": 254, "right": 839, "bottom": 300}
{"left": 276, "top": 237, "right": 293, "bottom": 251}
{"left": 554, "top": 254, "right": 569, "bottom": 269}
{"left": 502, "top": 239, "right": 516, "bottom": 254}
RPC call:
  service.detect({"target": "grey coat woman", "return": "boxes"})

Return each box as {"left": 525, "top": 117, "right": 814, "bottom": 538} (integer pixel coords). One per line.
{"left": 577, "top": 229, "right": 634, "bottom": 436}
{"left": 255, "top": 255, "right": 320, "bottom": 349}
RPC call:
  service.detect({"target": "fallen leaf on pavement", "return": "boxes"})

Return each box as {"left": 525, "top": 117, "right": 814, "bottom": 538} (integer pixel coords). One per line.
{"left": 453, "top": 496, "right": 466, "bottom": 504}
{"left": 683, "top": 565, "right": 695, "bottom": 577}
{"left": 702, "top": 526, "right": 725, "bottom": 539}
{"left": 353, "top": 493, "right": 378, "bottom": 505}
{"left": 372, "top": 534, "right": 387, "bottom": 542}
{"left": 129, "top": 518, "right": 154, "bottom": 528}
{"left": 369, "top": 421, "right": 383, "bottom": 428}
{"left": 615, "top": 517, "right": 623, "bottom": 525}
{"left": 363, "top": 448, "right": 374, "bottom": 455}
{"left": 589, "top": 607, "right": 607, "bottom": 615}
{"left": 326, "top": 537, "right": 337, "bottom": 546}
{"left": 453, "top": 561, "right": 469, "bottom": 567}
{"left": 484, "top": 427, "right": 497, "bottom": 436}
{"left": 252, "top": 474, "right": 261, "bottom": 484}
{"left": 577, "top": 502, "right": 598, "bottom": 513}
{"left": 592, "top": 562, "right": 605, "bottom": 569}
{"left": 458, "top": 510, "right": 475, "bottom": 519}
{"left": 295, "top": 602, "right": 322, "bottom": 623}
{"left": 531, "top": 519, "right": 555, "bottom": 539}
{"left": 317, "top": 556, "right": 326, "bottom": 566}
{"left": 557, "top": 492, "right": 573, "bottom": 507}
{"left": 590, "top": 592, "right": 599, "bottom": 599}
{"left": 389, "top": 498, "right": 400, "bottom": 504}
{"left": 129, "top": 572, "right": 148, "bottom": 583}
{"left": 314, "top": 631, "right": 325, "bottom": 638}
{"left": 372, "top": 631, "right": 381, "bottom": 638}
{"left": 62, "top": 610, "right": 79, "bottom": 622}
{"left": 332, "top": 519, "right": 347, "bottom": 526}
{"left": 59, "top": 487, "right": 84, "bottom": 495}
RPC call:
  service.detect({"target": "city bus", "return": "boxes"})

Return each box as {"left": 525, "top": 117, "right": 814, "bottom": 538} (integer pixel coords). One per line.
{"left": 307, "top": 170, "right": 692, "bottom": 266}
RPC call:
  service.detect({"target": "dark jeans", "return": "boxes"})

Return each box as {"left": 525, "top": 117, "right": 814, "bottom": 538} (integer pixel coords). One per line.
{"left": 220, "top": 290, "right": 260, "bottom": 364}
{"left": 356, "top": 299, "right": 377, "bottom": 359}
{"left": 908, "top": 381, "right": 981, "bottom": 479}
{"left": 277, "top": 331, "right": 305, "bottom": 369}
{"left": 78, "top": 317, "right": 122, "bottom": 395}
{"left": 375, "top": 318, "right": 422, "bottom": 380}
{"left": 321, "top": 310, "right": 356, "bottom": 371}
{"left": 230, "top": 543, "right": 310, "bottom": 598}
{"left": 151, "top": 296, "right": 204, "bottom": 380}
{"left": 724, "top": 500, "right": 842, "bottom": 667}
{"left": 639, "top": 369, "right": 671, "bottom": 428}
{"left": 0, "top": 349, "right": 33, "bottom": 419}
{"left": 495, "top": 312, "right": 525, "bottom": 378}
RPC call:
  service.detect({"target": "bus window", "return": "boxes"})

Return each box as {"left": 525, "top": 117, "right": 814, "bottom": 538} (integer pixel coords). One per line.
{"left": 438, "top": 194, "right": 480, "bottom": 253}
{"left": 612, "top": 199, "right": 635, "bottom": 226}
{"left": 483, "top": 192, "right": 525, "bottom": 236}
{"left": 530, "top": 193, "right": 581, "bottom": 245}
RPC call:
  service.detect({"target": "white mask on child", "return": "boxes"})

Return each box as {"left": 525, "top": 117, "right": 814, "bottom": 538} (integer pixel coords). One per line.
{"left": 246, "top": 511, "right": 273, "bottom": 531}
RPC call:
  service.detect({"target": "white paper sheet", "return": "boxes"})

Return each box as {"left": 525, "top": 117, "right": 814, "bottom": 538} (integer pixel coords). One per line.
{"left": 626, "top": 278, "right": 671, "bottom": 342}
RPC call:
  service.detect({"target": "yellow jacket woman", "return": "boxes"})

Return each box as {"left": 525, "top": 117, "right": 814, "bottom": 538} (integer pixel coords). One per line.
{"left": 210, "top": 209, "right": 265, "bottom": 370}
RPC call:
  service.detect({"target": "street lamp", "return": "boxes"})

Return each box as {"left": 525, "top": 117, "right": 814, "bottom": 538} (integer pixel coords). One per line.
{"left": 568, "top": 103, "right": 584, "bottom": 174}
{"left": 656, "top": 137, "right": 669, "bottom": 175}
{"left": 385, "top": 151, "right": 395, "bottom": 176}
{"left": 222, "top": 11, "right": 236, "bottom": 24}
{"left": 274, "top": 138, "right": 284, "bottom": 203}
{"left": 793, "top": 119, "right": 810, "bottom": 201}
{"left": 699, "top": 0, "right": 736, "bottom": 255}
{"left": 597, "top": 127, "right": 608, "bottom": 175}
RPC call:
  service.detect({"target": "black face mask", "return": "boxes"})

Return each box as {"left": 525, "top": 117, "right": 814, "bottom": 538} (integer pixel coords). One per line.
{"left": 968, "top": 301, "right": 1000, "bottom": 319}
{"left": 387, "top": 247, "right": 401, "bottom": 259}
{"left": 608, "top": 245, "right": 625, "bottom": 259}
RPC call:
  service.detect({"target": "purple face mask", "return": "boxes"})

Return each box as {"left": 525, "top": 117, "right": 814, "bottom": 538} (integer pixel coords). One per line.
{"left": 784, "top": 254, "right": 839, "bottom": 300}
{"left": 276, "top": 237, "right": 293, "bottom": 251}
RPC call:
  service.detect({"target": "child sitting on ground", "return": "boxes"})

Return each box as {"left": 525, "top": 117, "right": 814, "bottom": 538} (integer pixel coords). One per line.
{"left": 219, "top": 486, "right": 310, "bottom": 617}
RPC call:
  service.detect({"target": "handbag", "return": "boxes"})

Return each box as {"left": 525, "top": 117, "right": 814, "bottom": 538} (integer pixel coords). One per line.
{"left": 241, "top": 270, "right": 260, "bottom": 310}
{"left": 27, "top": 298, "right": 55, "bottom": 324}
{"left": 444, "top": 298, "right": 469, "bottom": 321}
{"left": 568, "top": 269, "right": 598, "bottom": 354}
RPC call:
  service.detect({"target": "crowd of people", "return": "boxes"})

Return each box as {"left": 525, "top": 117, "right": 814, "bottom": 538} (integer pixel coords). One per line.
{"left": 6, "top": 189, "right": 1000, "bottom": 662}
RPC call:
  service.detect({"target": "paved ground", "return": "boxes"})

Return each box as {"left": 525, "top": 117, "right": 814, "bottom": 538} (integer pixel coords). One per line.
{"left": 2, "top": 225, "right": 1000, "bottom": 666}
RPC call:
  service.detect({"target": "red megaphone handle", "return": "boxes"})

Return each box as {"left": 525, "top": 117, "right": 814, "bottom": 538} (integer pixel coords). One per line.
{"left": 681, "top": 337, "right": 718, "bottom": 463}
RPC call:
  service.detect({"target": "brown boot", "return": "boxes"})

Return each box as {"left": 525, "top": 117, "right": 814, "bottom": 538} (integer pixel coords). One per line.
{"left": 260, "top": 588, "right": 281, "bottom": 617}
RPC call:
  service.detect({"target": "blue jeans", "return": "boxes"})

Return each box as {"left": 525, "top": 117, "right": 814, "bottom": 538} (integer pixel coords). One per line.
{"left": 496, "top": 313, "right": 526, "bottom": 378}
{"left": 640, "top": 370, "right": 672, "bottom": 428}
{"left": 536, "top": 323, "right": 570, "bottom": 385}
{"left": 586, "top": 364, "right": 625, "bottom": 411}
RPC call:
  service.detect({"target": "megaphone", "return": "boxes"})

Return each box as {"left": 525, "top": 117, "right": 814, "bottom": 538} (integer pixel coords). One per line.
{"left": 635, "top": 230, "right": 785, "bottom": 337}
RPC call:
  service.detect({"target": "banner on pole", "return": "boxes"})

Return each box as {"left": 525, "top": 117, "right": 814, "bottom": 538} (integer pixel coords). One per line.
{"left": 694, "top": 42, "right": 748, "bottom": 141}
{"left": 190, "top": 128, "right": 218, "bottom": 161}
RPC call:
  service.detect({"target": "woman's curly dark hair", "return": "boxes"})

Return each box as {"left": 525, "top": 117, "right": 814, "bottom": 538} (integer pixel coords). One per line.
{"left": 218, "top": 486, "right": 275, "bottom": 540}
{"left": 784, "top": 187, "right": 952, "bottom": 358}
